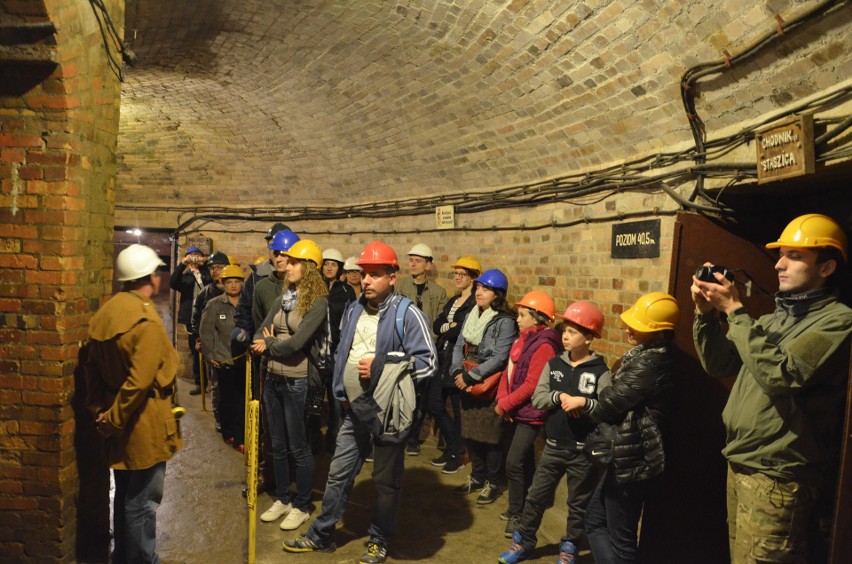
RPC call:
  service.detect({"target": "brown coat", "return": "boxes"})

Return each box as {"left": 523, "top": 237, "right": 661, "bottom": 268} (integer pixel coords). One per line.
{"left": 84, "top": 291, "right": 183, "bottom": 470}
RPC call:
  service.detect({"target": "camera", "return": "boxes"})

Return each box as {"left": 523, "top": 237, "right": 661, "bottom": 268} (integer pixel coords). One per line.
{"left": 695, "top": 264, "right": 735, "bottom": 284}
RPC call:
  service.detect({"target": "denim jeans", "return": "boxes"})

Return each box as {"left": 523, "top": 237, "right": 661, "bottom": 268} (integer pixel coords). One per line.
{"left": 585, "top": 467, "right": 652, "bottom": 564}
{"left": 505, "top": 423, "right": 540, "bottom": 515}
{"left": 426, "top": 376, "right": 463, "bottom": 457}
{"left": 113, "top": 462, "right": 166, "bottom": 564}
{"left": 307, "top": 412, "right": 406, "bottom": 547}
{"left": 517, "top": 444, "right": 603, "bottom": 549}
{"left": 263, "top": 375, "right": 314, "bottom": 511}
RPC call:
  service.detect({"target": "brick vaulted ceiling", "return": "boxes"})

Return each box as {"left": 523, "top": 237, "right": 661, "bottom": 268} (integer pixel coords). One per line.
{"left": 117, "top": 0, "right": 852, "bottom": 209}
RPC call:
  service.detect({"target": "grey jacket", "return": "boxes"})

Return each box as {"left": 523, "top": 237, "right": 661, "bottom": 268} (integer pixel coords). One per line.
{"left": 199, "top": 294, "right": 241, "bottom": 365}
{"left": 450, "top": 313, "right": 517, "bottom": 382}
{"left": 256, "top": 296, "right": 328, "bottom": 381}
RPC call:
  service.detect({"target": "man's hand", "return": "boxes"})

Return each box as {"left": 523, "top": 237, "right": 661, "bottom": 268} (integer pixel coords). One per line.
{"left": 95, "top": 412, "right": 115, "bottom": 437}
{"left": 358, "top": 355, "right": 374, "bottom": 380}
{"left": 250, "top": 340, "right": 266, "bottom": 354}
{"left": 691, "top": 263, "right": 743, "bottom": 315}
{"left": 194, "top": 340, "right": 202, "bottom": 351}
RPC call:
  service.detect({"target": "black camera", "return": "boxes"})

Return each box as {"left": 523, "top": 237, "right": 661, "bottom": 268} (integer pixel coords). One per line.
{"left": 695, "top": 265, "right": 735, "bottom": 284}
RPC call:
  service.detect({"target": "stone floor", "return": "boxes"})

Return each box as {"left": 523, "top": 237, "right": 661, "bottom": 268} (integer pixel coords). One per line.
{"left": 154, "top": 376, "right": 594, "bottom": 564}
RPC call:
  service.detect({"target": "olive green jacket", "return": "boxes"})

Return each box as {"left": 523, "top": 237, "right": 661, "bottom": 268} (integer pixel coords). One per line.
{"left": 396, "top": 276, "right": 448, "bottom": 338}
{"left": 694, "top": 289, "right": 852, "bottom": 482}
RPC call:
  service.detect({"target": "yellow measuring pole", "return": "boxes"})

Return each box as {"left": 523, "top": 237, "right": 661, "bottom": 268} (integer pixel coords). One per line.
{"left": 244, "top": 352, "right": 252, "bottom": 465}
{"left": 246, "top": 399, "right": 260, "bottom": 564}
{"left": 198, "top": 351, "right": 208, "bottom": 412}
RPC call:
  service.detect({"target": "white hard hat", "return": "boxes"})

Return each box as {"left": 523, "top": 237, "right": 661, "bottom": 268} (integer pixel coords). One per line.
{"left": 322, "top": 248, "right": 344, "bottom": 263}
{"left": 407, "top": 243, "right": 433, "bottom": 259}
{"left": 343, "top": 256, "right": 362, "bottom": 271}
{"left": 116, "top": 244, "right": 165, "bottom": 282}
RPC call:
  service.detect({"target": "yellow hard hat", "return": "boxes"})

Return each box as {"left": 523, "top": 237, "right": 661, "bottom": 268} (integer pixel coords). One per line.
{"left": 451, "top": 256, "right": 482, "bottom": 274}
{"left": 620, "top": 292, "right": 679, "bottom": 333}
{"left": 220, "top": 265, "right": 245, "bottom": 280}
{"left": 253, "top": 256, "right": 267, "bottom": 266}
{"left": 285, "top": 239, "right": 323, "bottom": 267}
{"left": 765, "top": 214, "right": 847, "bottom": 262}
{"left": 227, "top": 255, "right": 240, "bottom": 266}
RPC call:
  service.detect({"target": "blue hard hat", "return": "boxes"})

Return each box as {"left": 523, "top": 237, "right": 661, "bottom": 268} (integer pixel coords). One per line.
{"left": 474, "top": 269, "right": 509, "bottom": 294}
{"left": 185, "top": 246, "right": 202, "bottom": 255}
{"left": 268, "top": 229, "right": 300, "bottom": 252}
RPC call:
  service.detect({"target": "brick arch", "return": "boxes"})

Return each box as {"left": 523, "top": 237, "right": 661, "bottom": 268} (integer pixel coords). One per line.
{"left": 117, "top": 0, "right": 852, "bottom": 212}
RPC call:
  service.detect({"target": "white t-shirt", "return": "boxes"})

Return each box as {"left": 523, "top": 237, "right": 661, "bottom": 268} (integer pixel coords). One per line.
{"left": 343, "top": 305, "right": 379, "bottom": 401}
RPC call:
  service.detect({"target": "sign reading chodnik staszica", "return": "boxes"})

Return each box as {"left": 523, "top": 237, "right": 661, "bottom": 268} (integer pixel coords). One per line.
{"left": 611, "top": 219, "right": 660, "bottom": 259}
{"left": 756, "top": 115, "right": 814, "bottom": 184}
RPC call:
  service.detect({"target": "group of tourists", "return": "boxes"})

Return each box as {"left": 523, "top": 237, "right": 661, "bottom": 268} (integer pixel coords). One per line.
{"left": 85, "top": 213, "right": 851, "bottom": 564}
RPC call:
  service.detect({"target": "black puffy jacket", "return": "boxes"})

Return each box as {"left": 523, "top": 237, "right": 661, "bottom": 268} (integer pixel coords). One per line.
{"left": 588, "top": 342, "right": 674, "bottom": 484}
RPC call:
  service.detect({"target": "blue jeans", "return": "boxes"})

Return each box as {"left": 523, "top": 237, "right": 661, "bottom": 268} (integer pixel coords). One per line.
{"left": 307, "top": 412, "right": 406, "bottom": 547}
{"left": 263, "top": 375, "right": 314, "bottom": 511}
{"left": 585, "top": 467, "right": 652, "bottom": 564}
{"left": 113, "top": 462, "right": 166, "bottom": 564}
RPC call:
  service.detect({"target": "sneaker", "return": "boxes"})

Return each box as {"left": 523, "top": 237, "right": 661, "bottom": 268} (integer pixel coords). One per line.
{"left": 498, "top": 531, "right": 528, "bottom": 564}
{"left": 453, "top": 475, "right": 484, "bottom": 495}
{"left": 504, "top": 514, "right": 520, "bottom": 538}
{"left": 279, "top": 507, "right": 310, "bottom": 530}
{"left": 282, "top": 534, "right": 336, "bottom": 553}
{"left": 260, "top": 500, "right": 292, "bottom": 522}
{"left": 499, "top": 510, "right": 511, "bottom": 521}
{"left": 441, "top": 455, "right": 463, "bottom": 474}
{"left": 476, "top": 481, "right": 500, "bottom": 505}
{"left": 359, "top": 541, "right": 388, "bottom": 564}
{"left": 406, "top": 442, "right": 421, "bottom": 456}
{"left": 431, "top": 452, "right": 449, "bottom": 467}
{"left": 188, "top": 386, "right": 201, "bottom": 395}
{"left": 365, "top": 446, "right": 375, "bottom": 463}
{"left": 557, "top": 540, "right": 576, "bottom": 564}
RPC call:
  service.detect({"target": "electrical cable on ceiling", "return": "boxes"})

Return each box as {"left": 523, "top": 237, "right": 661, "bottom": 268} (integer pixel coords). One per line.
{"left": 680, "top": 0, "right": 847, "bottom": 203}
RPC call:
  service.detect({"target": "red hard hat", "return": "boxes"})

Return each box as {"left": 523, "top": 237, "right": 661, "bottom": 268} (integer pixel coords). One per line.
{"left": 356, "top": 241, "right": 399, "bottom": 270}
{"left": 515, "top": 290, "right": 556, "bottom": 321}
{"left": 556, "top": 301, "right": 605, "bottom": 338}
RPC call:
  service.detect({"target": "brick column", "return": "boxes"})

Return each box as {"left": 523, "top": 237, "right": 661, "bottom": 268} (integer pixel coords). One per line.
{"left": 0, "top": 0, "right": 123, "bottom": 560}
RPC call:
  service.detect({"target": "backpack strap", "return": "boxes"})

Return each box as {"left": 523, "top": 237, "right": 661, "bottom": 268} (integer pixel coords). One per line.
{"left": 395, "top": 296, "right": 411, "bottom": 344}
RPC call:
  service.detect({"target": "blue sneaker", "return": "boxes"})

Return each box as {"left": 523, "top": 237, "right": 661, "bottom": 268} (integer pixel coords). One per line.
{"left": 557, "top": 540, "right": 576, "bottom": 563}
{"left": 498, "top": 531, "right": 528, "bottom": 564}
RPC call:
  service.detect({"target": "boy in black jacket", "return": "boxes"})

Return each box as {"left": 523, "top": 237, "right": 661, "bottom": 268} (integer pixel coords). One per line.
{"left": 499, "top": 301, "right": 610, "bottom": 564}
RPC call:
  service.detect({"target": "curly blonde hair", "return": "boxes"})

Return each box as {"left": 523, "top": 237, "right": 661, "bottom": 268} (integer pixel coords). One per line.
{"left": 291, "top": 260, "right": 328, "bottom": 315}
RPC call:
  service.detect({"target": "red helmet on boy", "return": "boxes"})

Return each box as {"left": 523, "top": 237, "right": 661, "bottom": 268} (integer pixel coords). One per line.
{"left": 556, "top": 301, "right": 605, "bottom": 338}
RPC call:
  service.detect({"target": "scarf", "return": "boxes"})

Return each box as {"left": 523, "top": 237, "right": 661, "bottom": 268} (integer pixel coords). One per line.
{"left": 281, "top": 288, "right": 298, "bottom": 312}
{"left": 461, "top": 306, "right": 498, "bottom": 346}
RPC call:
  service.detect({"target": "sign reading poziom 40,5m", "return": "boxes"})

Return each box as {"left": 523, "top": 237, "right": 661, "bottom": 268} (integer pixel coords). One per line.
{"left": 756, "top": 115, "right": 814, "bottom": 184}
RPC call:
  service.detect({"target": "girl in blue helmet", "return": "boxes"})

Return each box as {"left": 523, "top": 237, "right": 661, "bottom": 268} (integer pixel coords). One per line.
{"left": 450, "top": 269, "right": 518, "bottom": 505}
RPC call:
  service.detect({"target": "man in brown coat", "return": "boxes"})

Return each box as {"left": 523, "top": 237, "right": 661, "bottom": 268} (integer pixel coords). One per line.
{"left": 84, "top": 244, "right": 183, "bottom": 563}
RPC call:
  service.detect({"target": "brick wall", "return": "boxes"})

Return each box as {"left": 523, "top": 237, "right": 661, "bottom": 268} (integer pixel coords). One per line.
{"left": 0, "top": 0, "right": 123, "bottom": 560}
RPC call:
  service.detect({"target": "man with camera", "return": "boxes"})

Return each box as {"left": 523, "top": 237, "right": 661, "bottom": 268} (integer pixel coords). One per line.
{"left": 169, "top": 246, "right": 212, "bottom": 394}
{"left": 691, "top": 214, "right": 851, "bottom": 563}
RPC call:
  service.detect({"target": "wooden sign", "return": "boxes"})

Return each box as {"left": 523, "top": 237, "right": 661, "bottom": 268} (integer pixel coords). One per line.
{"left": 611, "top": 219, "right": 660, "bottom": 259}
{"left": 756, "top": 115, "right": 814, "bottom": 184}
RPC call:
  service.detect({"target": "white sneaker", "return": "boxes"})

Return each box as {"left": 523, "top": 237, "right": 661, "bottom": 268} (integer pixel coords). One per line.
{"left": 260, "top": 500, "right": 292, "bottom": 522}
{"left": 279, "top": 507, "right": 310, "bottom": 531}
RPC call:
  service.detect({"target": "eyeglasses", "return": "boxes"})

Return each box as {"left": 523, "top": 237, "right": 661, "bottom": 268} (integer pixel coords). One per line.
{"left": 451, "top": 271, "right": 469, "bottom": 278}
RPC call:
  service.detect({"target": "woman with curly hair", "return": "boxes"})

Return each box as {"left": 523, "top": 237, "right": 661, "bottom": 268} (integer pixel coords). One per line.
{"left": 251, "top": 239, "right": 328, "bottom": 531}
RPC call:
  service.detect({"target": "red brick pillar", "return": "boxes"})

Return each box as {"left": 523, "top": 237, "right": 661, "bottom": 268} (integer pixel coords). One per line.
{"left": 0, "top": 1, "right": 124, "bottom": 560}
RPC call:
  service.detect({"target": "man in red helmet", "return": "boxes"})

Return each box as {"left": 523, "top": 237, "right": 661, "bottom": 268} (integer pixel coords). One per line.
{"left": 283, "top": 241, "right": 437, "bottom": 564}
{"left": 692, "top": 214, "right": 851, "bottom": 562}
